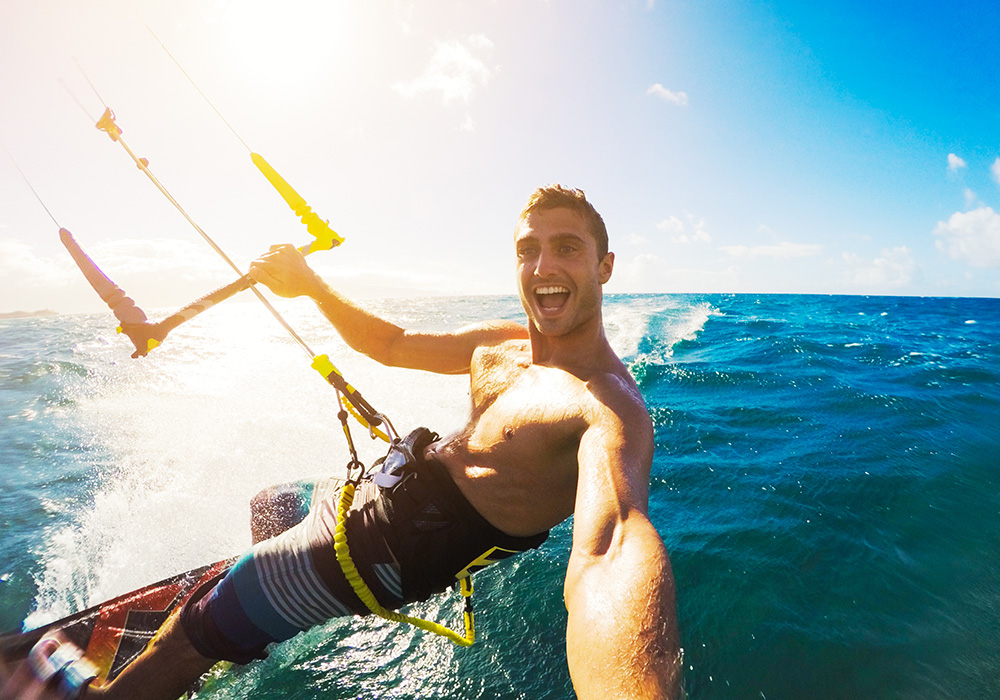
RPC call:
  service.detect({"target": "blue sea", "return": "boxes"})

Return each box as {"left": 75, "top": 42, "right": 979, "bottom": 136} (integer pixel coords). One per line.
{"left": 1, "top": 293, "right": 998, "bottom": 699}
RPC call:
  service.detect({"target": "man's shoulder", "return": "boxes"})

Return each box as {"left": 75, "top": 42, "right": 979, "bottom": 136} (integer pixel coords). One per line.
{"left": 461, "top": 319, "right": 528, "bottom": 341}
{"left": 472, "top": 335, "right": 530, "bottom": 363}
{"left": 463, "top": 322, "right": 529, "bottom": 355}
{"left": 576, "top": 366, "right": 654, "bottom": 472}
{"left": 586, "top": 367, "right": 647, "bottom": 414}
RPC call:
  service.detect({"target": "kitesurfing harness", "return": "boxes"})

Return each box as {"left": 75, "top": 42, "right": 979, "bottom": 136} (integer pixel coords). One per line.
{"left": 336, "top": 429, "right": 477, "bottom": 645}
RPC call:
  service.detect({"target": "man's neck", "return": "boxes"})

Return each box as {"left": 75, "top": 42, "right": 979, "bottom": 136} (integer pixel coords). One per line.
{"left": 527, "top": 313, "right": 616, "bottom": 376}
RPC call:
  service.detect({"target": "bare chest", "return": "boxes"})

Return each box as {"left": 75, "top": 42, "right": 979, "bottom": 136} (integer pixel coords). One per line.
{"left": 466, "top": 345, "right": 589, "bottom": 455}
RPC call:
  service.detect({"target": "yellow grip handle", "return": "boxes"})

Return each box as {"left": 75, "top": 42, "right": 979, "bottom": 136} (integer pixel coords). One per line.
{"left": 251, "top": 153, "right": 344, "bottom": 252}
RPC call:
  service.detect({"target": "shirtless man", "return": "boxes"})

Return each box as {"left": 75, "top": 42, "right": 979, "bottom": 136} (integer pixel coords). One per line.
{"left": 3, "top": 185, "right": 680, "bottom": 699}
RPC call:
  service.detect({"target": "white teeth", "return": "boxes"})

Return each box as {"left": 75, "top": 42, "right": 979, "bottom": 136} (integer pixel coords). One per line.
{"left": 536, "top": 286, "right": 569, "bottom": 295}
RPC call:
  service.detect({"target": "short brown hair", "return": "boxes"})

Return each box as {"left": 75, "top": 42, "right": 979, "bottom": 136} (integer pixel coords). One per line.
{"left": 518, "top": 185, "right": 609, "bottom": 259}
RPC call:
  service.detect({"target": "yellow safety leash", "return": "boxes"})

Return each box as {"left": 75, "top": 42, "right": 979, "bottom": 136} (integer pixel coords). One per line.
{"left": 334, "top": 481, "right": 475, "bottom": 647}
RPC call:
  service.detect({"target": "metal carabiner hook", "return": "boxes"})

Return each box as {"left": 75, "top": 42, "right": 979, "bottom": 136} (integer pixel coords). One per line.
{"left": 371, "top": 413, "right": 397, "bottom": 443}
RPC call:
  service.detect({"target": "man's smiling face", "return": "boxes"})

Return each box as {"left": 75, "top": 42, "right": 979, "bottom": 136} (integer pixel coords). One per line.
{"left": 515, "top": 207, "right": 614, "bottom": 338}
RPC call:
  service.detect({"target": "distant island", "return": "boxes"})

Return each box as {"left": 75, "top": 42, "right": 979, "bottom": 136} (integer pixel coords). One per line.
{"left": 0, "top": 309, "right": 59, "bottom": 319}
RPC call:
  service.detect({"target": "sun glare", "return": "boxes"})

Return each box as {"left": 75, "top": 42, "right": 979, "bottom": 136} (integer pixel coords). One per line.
{"left": 220, "top": 0, "right": 349, "bottom": 95}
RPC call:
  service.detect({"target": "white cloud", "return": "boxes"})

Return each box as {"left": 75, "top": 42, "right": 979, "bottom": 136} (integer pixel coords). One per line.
{"left": 947, "top": 153, "right": 967, "bottom": 173}
{"left": 655, "top": 213, "right": 710, "bottom": 243}
{"left": 964, "top": 188, "right": 978, "bottom": 208}
{"left": 646, "top": 83, "right": 688, "bottom": 107}
{"left": 756, "top": 223, "right": 778, "bottom": 240}
{"left": 720, "top": 242, "right": 823, "bottom": 259}
{"left": 612, "top": 253, "right": 739, "bottom": 293}
{"left": 624, "top": 253, "right": 669, "bottom": 289}
{"left": 0, "top": 235, "right": 237, "bottom": 313}
{"left": 992, "top": 157, "right": 1000, "bottom": 186}
{"left": 842, "top": 247, "right": 917, "bottom": 288}
{"left": 0, "top": 237, "right": 77, "bottom": 290}
{"left": 655, "top": 215, "right": 683, "bottom": 234}
{"left": 933, "top": 206, "right": 1000, "bottom": 268}
{"left": 85, "top": 238, "right": 230, "bottom": 278}
{"left": 395, "top": 35, "right": 497, "bottom": 105}
{"left": 392, "top": 0, "right": 417, "bottom": 34}
{"left": 313, "top": 257, "right": 495, "bottom": 297}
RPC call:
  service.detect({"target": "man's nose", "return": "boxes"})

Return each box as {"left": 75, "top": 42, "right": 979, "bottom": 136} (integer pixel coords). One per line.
{"left": 534, "top": 249, "right": 558, "bottom": 277}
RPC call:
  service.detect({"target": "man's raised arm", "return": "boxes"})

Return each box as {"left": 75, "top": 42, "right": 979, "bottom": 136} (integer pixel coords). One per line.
{"left": 249, "top": 244, "right": 526, "bottom": 374}
{"left": 564, "top": 385, "right": 681, "bottom": 699}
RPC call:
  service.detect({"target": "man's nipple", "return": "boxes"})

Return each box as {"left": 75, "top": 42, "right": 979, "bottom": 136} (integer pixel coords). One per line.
{"left": 503, "top": 427, "right": 515, "bottom": 441}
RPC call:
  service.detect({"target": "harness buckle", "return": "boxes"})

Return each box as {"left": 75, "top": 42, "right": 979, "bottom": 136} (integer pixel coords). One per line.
{"left": 372, "top": 427, "right": 439, "bottom": 491}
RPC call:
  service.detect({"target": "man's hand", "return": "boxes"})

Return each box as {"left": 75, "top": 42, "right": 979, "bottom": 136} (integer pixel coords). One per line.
{"left": 248, "top": 244, "right": 327, "bottom": 299}
{"left": 0, "top": 635, "right": 97, "bottom": 700}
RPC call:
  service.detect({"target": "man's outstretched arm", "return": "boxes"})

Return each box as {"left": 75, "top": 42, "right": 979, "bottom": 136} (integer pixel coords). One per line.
{"left": 249, "top": 244, "right": 525, "bottom": 374}
{"left": 565, "top": 391, "right": 681, "bottom": 699}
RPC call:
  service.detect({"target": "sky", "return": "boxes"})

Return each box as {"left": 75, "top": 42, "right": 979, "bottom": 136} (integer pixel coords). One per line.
{"left": 1, "top": 0, "right": 999, "bottom": 315}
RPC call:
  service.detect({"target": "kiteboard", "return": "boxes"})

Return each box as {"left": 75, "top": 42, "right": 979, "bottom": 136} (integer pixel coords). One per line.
{"left": 0, "top": 558, "right": 235, "bottom": 685}
{"left": 0, "top": 475, "right": 338, "bottom": 687}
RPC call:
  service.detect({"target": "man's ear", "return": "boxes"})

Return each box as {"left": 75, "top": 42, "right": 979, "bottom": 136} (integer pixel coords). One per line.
{"left": 598, "top": 252, "right": 614, "bottom": 284}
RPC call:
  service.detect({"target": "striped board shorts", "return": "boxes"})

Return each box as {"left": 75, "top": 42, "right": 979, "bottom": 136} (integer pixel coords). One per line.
{"left": 180, "top": 457, "right": 548, "bottom": 663}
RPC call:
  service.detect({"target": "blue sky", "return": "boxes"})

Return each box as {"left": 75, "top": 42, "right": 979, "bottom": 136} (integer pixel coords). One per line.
{"left": 1, "top": 0, "right": 998, "bottom": 314}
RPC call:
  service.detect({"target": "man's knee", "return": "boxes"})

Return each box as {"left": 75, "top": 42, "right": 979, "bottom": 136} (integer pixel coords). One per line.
{"left": 249, "top": 482, "right": 312, "bottom": 543}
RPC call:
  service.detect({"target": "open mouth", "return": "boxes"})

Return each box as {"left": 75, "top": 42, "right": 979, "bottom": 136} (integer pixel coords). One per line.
{"left": 535, "top": 285, "right": 570, "bottom": 311}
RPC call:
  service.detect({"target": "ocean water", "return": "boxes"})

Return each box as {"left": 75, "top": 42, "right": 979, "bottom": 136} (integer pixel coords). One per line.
{"left": 1, "top": 293, "right": 998, "bottom": 699}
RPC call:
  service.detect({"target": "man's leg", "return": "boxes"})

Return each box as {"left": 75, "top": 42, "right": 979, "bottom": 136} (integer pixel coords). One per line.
{"left": 85, "top": 613, "right": 217, "bottom": 700}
